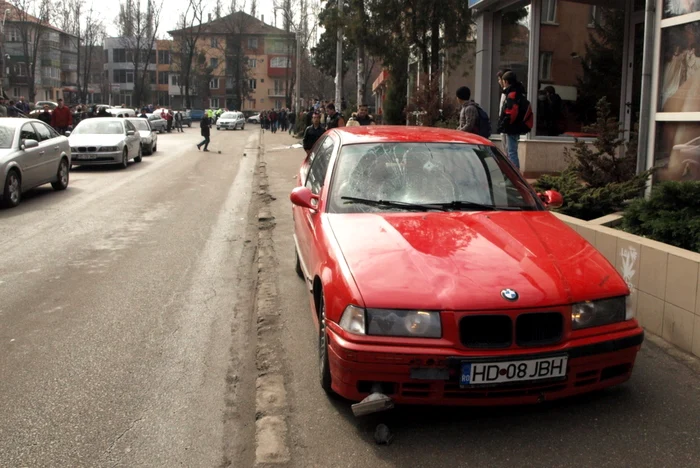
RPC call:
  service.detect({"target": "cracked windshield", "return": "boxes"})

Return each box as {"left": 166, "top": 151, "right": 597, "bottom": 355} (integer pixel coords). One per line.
{"left": 1, "top": 0, "right": 699, "bottom": 466}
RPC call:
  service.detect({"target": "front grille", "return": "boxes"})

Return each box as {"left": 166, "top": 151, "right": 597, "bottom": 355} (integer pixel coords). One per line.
{"left": 516, "top": 312, "right": 563, "bottom": 346}
{"left": 77, "top": 146, "right": 97, "bottom": 152}
{"left": 460, "top": 315, "right": 512, "bottom": 348}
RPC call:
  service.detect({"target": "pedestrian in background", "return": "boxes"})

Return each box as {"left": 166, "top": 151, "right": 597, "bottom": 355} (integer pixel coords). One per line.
{"left": 498, "top": 71, "right": 532, "bottom": 171}
{"left": 303, "top": 113, "right": 325, "bottom": 155}
{"left": 325, "top": 103, "right": 345, "bottom": 128}
{"left": 51, "top": 99, "right": 73, "bottom": 134}
{"left": 174, "top": 111, "right": 184, "bottom": 132}
{"left": 288, "top": 109, "right": 296, "bottom": 134}
{"left": 0, "top": 97, "right": 7, "bottom": 117}
{"left": 497, "top": 69, "right": 511, "bottom": 155}
{"left": 197, "top": 113, "right": 212, "bottom": 152}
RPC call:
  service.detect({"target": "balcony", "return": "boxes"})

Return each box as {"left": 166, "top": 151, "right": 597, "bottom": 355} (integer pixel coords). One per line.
{"left": 267, "top": 89, "right": 286, "bottom": 97}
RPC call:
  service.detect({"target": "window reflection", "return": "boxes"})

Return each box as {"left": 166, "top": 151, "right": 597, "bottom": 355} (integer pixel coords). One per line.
{"left": 494, "top": 3, "right": 531, "bottom": 121}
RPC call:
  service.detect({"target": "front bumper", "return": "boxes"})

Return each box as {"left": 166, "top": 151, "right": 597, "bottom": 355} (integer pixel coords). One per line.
{"left": 71, "top": 151, "right": 122, "bottom": 165}
{"left": 327, "top": 327, "right": 644, "bottom": 406}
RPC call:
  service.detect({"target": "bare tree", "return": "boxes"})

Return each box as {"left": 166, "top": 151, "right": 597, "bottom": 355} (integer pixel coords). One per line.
{"left": 117, "top": 0, "right": 163, "bottom": 107}
{"left": 11, "top": 0, "right": 53, "bottom": 103}
{"left": 249, "top": 0, "right": 257, "bottom": 18}
{"left": 170, "top": 0, "right": 205, "bottom": 108}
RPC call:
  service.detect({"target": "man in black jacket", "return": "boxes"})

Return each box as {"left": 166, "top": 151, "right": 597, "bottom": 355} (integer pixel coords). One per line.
{"left": 197, "top": 114, "right": 212, "bottom": 151}
{"left": 302, "top": 113, "right": 325, "bottom": 155}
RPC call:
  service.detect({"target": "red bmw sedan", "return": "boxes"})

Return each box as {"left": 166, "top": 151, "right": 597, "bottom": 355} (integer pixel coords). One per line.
{"left": 290, "top": 126, "right": 643, "bottom": 413}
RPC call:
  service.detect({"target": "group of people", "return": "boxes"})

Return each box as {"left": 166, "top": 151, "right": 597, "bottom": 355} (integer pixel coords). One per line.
{"left": 302, "top": 103, "right": 376, "bottom": 154}
{"left": 259, "top": 108, "right": 296, "bottom": 133}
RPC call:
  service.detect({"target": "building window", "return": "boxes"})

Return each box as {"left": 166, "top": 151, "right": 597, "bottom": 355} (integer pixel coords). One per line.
{"left": 171, "top": 74, "right": 179, "bottom": 86}
{"left": 13, "top": 62, "right": 27, "bottom": 76}
{"left": 210, "top": 98, "right": 220, "bottom": 108}
{"left": 542, "top": 0, "right": 557, "bottom": 24}
{"left": 248, "top": 58, "right": 257, "bottom": 68}
{"left": 113, "top": 48, "right": 127, "bottom": 63}
{"left": 113, "top": 69, "right": 135, "bottom": 83}
{"left": 158, "top": 71, "right": 169, "bottom": 85}
{"left": 248, "top": 38, "right": 258, "bottom": 49}
{"left": 270, "top": 57, "right": 291, "bottom": 68}
{"left": 211, "top": 38, "right": 218, "bottom": 48}
{"left": 158, "top": 50, "right": 170, "bottom": 64}
{"left": 210, "top": 57, "right": 218, "bottom": 68}
{"left": 248, "top": 78, "right": 257, "bottom": 89}
{"left": 539, "top": 52, "right": 553, "bottom": 81}
{"left": 210, "top": 78, "right": 219, "bottom": 89}
{"left": 6, "top": 27, "right": 19, "bottom": 42}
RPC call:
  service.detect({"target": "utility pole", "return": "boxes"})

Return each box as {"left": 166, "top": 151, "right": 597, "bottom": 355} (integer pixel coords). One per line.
{"left": 295, "top": 31, "right": 301, "bottom": 112}
{"left": 334, "top": 0, "right": 342, "bottom": 106}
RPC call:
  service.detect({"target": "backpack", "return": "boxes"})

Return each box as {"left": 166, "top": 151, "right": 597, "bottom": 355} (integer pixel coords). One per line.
{"left": 471, "top": 104, "right": 492, "bottom": 139}
{"left": 512, "top": 94, "right": 534, "bottom": 135}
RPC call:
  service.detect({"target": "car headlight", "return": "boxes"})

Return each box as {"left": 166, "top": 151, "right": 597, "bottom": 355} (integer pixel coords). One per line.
{"left": 338, "top": 305, "right": 442, "bottom": 338}
{"left": 571, "top": 296, "right": 627, "bottom": 330}
{"left": 100, "top": 146, "right": 119, "bottom": 152}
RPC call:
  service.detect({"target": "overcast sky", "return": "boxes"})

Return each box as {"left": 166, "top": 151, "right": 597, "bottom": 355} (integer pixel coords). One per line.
{"left": 100, "top": 0, "right": 320, "bottom": 39}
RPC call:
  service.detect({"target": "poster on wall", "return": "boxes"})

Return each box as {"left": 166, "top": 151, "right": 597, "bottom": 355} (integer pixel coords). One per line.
{"left": 655, "top": 122, "right": 700, "bottom": 181}
{"left": 659, "top": 20, "right": 700, "bottom": 112}
{"left": 664, "top": 0, "right": 700, "bottom": 19}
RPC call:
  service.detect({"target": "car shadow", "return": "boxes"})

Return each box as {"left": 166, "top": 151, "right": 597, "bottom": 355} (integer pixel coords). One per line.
{"left": 0, "top": 184, "right": 85, "bottom": 216}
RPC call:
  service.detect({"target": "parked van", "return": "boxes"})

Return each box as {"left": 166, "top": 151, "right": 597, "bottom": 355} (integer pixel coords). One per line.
{"left": 107, "top": 108, "right": 136, "bottom": 118}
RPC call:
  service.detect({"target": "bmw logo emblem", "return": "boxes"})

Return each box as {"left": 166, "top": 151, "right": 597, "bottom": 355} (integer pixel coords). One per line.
{"left": 501, "top": 289, "right": 519, "bottom": 301}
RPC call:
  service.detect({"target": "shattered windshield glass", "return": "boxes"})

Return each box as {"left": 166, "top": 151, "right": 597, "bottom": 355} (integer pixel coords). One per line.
{"left": 328, "top": 143, "right": 540, "bottom": 213}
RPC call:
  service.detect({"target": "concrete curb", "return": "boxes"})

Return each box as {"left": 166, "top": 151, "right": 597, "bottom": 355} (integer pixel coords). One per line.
{"left": 253, "top": 129, "right": 292, "bottom": 467}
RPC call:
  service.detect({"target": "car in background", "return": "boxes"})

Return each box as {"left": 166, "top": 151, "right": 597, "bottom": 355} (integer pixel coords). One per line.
{"left": 68, "top": 118, "right": 141, "bottom": 169}
{"left": 107, "top": 108, "right": 136, "bottom": 118}
{"left": 290, "top": 126, "right": 644, "bottom": 413}
{"left": 126, "top": 117, "right": 158, "bottom": 155}
{"left": 216, "top": 111, "right": 245, "bottom": 130}
{"left": 177, "top": 110, "right": 192, "bottom": 127}
{"left": 0, "top": 118, "right": 71, "bottom": 208}
{"left": 34, "top": 101, "right": 58, "bottom": 111}
{"left": 190, "top": 109, "right": 205, "bottom": 121}
{"left": 145, "top": 113, "right": 167, "bottom": 133}
{"left": 247, "top": 113, "right": 261, "bottom": 124}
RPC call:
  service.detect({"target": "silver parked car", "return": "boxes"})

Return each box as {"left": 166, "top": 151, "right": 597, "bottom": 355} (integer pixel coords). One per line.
{"left": 0, "top": 119, "right": 71, "bottom": 208}
{"left": 146, "top": 113, "right": 167, "bottom": 133}
{"left": 68, "top": 118, "right": 142, "bottom": 169}
{"left": 216, "top": 111, "right": 245, "bottom": 130}
{"left": 126, "top": 117, "right": 158, "bottom": 155}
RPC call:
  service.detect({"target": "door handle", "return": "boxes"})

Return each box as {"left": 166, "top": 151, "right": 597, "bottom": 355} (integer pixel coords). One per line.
{"left": 54, "top": 146, "right": 59, "bottom": 150}
{"left": 39, "top": 151, "right": 45, "bottom": 155}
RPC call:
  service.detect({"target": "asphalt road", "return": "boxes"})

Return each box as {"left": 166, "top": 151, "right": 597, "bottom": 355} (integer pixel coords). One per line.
{"left": 262, "top": 132, "right": 700, "bottom": 468}
{"left": 0, "top": 126, "right": 261, "bottom": 467}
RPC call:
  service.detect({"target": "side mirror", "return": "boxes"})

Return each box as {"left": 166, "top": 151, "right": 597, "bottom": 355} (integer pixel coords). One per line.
{"left": 21, "top": 139, "right": 39, "bottom": 150}
{"left": 290, "top": 186, "right": 319, "bottom": 211}
{"left": 64, "top": 131, "right": 71, "bottom": 136}
{"left": 539, "top": 190, "right": 564, "bottom": 209}
{"left": 127, "top": 130, "right": 135, "bottom": 136}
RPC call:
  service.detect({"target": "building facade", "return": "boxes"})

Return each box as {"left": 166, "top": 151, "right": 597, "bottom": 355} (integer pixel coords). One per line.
{"left": 102, "top": 36, "right": 158, "bottom": 108}
{"left": 169, "top": 12, "right": 296, "bottom": 112}
{"left": 470, "top": 0, "right": 700, "bottom": 182}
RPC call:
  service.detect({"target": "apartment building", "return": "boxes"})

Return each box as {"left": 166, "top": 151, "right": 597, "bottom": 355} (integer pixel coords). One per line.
{"left": 1, "top": 1, "right": 78, "bottom": 104}
{"left": 102, "top": 36, "right": 157, "bottom": 108}
{"left": 169, "top": 11, "right": 295, "bottom": 112}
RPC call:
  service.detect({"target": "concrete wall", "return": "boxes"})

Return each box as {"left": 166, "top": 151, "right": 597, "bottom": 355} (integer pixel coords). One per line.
{"left": 554, "top": 213, "right": 700, "bottom": 358}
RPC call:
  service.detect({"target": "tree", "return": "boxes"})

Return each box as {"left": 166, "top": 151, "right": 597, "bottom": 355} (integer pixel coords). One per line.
{"left": 11, "top": 0, "right": 53, "bottom": 103}
{"left": 170, "top": 0, "right": 205, "bottom": 108}
{"left": 117, "top": 0, "right": 163, "bottom": 108}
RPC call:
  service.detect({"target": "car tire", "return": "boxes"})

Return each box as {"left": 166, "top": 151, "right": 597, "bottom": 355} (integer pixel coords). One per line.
{"left": 134, "top": 147, "right": 143, "bottom": 163}
{"left": 242, "top": 124, "right": 245, "bottom": 130}
{"left": 295, "top": 249, "right": 304, "bottom": 279}
{"left": 120, "top": 148, "right": 128, "bottom": 169}
{"left": 51, "top": 158, "right": 70, "bottom": 191}
{"left": 318, "top": 295, "right": 333, "bottom": 394}
{"left": 153, "top": 144, "right": 157, "bottom": 153}
{"left": 2, "top": 169, "right": 21, "bottom": 208}
{"left": 188, "top": 123, "right": 192, "bottom": 128}
{"left": 150, "top": 142, "right": 155, "bottom": 154}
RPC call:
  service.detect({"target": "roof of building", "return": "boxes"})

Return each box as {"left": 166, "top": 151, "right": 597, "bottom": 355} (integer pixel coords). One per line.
{"left": 330, "top": 126, "right": 494, "bottom": 147}
{"left": 0, "top": 1, "right": 76, "bottom": 37}
{"left": 168, "top": 10, "right": 293, "bottom": 37}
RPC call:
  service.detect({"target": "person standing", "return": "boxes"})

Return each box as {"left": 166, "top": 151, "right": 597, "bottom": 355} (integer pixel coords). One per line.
{"left": 51, "top": 99, "right": 73, "bottom": 134}
{"left": 455, "top": 86, "right": 479, "bottom": 134}
{"left": 139, "top": 108, "right": 149, "bottom": 118}
{"left": 165, "top": 108, "right": 173, "bottom": 132}
{"left": 269, "top": 109, "right": 278, "bottom": 133}
{"left": 497, "top": 71, "right": 531, "bottom": 171}
{"left": 38, "top": 104, "right": 52, "bottom": 124}
{"left": 197, "top": 113, "right": 212, "bottom": 151}
{"left": 174, "top": 111, "right": 184, "bottom": 132}
{"left": 303, "top": 113, "right": 325, "bottom": 155}
{"left": 288, "top": 109, "right": 296, "bottom": 134}
{"left": 355, "top": 104, "right": 376, "bottom": 126}
{"left": 0, "top": 97, "right": 7, "bottom": 117}
{"left": 16, "top": 96, "right": 30, "bottom": 114}
{"left": 496, "top": 69, "right": 511, "bottom": 154}
{"left": 325, "top": 103, "right": 345, "bottom": 128}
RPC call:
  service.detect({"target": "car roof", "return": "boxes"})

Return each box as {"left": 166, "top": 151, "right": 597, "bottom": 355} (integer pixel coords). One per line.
{"left": 0, "top": 118, "right": 40, "bottom": 129}
{"left": 77, "top": 117, "right": 124, "bottom": 124}
{"left": 330, "top": 126, "right": 494, "bottom": 147}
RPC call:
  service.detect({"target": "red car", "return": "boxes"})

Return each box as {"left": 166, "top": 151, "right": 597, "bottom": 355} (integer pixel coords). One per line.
{"left": 290, "top": 126, "right": 643, "bottom": 414}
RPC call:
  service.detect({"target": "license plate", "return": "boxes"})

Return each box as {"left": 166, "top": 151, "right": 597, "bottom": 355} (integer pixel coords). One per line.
{"left": 461, "top": 356, "right": 567, "bottom": 386}
{"left": 76, "top": 154, "right": 97, "bottom": 159}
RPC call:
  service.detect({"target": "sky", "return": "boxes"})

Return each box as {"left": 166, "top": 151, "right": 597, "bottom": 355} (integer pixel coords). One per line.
{"left": 100, "top": 0, "right": 319, "bottom": 38}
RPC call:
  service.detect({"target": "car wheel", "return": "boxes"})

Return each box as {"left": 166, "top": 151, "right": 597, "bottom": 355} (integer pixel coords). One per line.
{"left": 295, "top": 249, "right": 304, "bottom": 279}
{"left": 2, "top": 169, "right": 21, "bottom": 208}
{"left": 150, "top": 142, "right": 155, "bottom": 154}
{"left": 153, "top": 144, "right": 157, "bottom": 153}
{"left": 319, "top": 295, "right": 333, "bottom": 394}
{"left": 120, "top": 148, "right": 128, "bottom": 169}
{"left": 134, "top": 146, "right": 143, "bottom": 163}
{"left": 51, "top": 158, "right": 69, "bottom": 191}
{"left": 242, "top": 124, "right": 245, "bottom": 130}
{"left": 188, "top": 123, "right": 192, "bottom": 128}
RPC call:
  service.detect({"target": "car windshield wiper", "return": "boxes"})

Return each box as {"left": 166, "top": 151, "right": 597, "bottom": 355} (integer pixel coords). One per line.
{"left": 435, "top": 200, "right": 526, "bottom": 211}
{"left": 341, "top": 196, "right": 447, "bottom": 212}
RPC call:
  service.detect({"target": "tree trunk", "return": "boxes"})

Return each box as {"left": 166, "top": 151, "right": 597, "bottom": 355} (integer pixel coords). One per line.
{"left": 356, "top": 44, "right": 365, "bottom": 107}
{"left": 430, "top": 1, "right": 440, "bottom": 78}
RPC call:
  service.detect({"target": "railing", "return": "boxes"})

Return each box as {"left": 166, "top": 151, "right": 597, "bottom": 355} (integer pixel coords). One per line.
{"left": 268, "top": 89, "right": 286, "bottom": 97}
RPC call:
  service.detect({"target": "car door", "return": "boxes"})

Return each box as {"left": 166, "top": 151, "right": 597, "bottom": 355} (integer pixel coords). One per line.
{"left": 31, "top": 122, "right": 60, "bottom": 183}
{"left": 294, "top": 136, "right": 335, "bottom": 276}
{"left": 124, "top": 120, "right": 139, "bottom": 155}
{"left": 17, "top": 123, "right": 43, "bottom": 189}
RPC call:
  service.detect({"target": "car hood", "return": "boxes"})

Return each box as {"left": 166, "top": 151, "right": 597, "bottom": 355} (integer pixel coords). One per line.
{"left": 328, "top": 211, "right": 627, "bottom": 311}
{"left": 69, "top": 134, "right": 125, "bottom": 146}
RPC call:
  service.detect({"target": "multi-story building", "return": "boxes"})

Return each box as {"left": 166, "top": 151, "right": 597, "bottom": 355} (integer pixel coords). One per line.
{"left": 1, "top": 1, "right": 78, "bottom": 104}
{"left": 155, "top": 39, "right": 173, "bottom": 107}
{"left": 169, "top": 11, "right": 295, "bottom": 112}
{"left": 103, "top": 36, "right": 157, "bottom": 108}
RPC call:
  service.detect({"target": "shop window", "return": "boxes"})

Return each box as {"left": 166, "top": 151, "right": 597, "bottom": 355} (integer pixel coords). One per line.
{"left": 536, "top": 1, "right": 624, "bottom": 137}
{"left": 542, "top": 0, "right": 557, "bottom": 24}
{"left": 657, "top": 19, "right": 700, "bottom": 113}
{"left": 493, "top": 2, "right": 531, "bottom": 120}
{"left": 654, "top": 122, "right": 700, "bottom": 182}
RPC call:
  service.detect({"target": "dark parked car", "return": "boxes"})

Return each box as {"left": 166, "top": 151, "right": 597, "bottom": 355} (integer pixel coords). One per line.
{"left": 178, "top": 110, "right": 192, "bottom": 127}
{"left": 190, "top": 109, "right": 205, "bottom": 121}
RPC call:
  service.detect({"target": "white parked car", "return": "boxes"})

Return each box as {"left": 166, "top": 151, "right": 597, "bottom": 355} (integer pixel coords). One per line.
{"left": 247, "top": 113, "right": 261, "bottom": 124}
{"left": 0, "top": 119, "right": 71, "bottom": 208}
{"left": 216, "top": 111, "right": 246, "bottom": 130}
{"left": 146, "top": 113, "right": 167, "bottom": 133}
{"left": 126, "top": 117, "right": 158, "bottom": 155}
{"left": 68, "top": 118, "right": 142, "bottom": 169}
